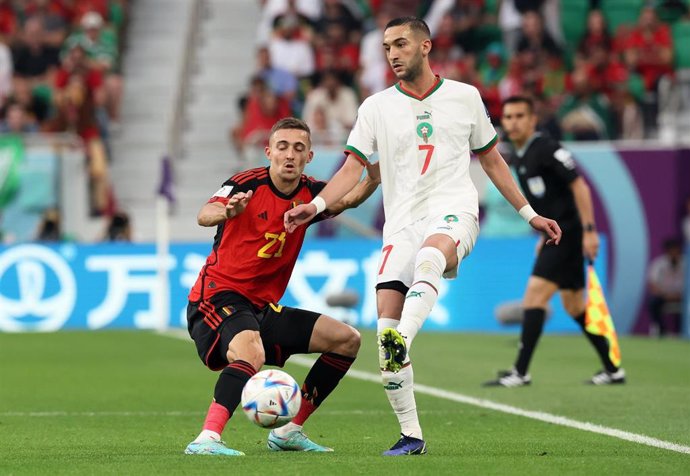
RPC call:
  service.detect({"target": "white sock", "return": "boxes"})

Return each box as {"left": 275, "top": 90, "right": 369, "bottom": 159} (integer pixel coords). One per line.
{"left": 377, "top": 317, "right": 400, "bottom": 334}
{"left": 272, "top": 421, "right": 302, "bottom": 437}
{"left": 397, "top": 247, "right": 446, "bottom": 349}
{"left": 381, "top": 365, "right": 422, "bottom": 439}
{"left": 193, "top": 429, "right": 221, "bottom": 443}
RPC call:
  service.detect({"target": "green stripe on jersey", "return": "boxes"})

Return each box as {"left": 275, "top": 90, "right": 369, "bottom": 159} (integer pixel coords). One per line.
{"left": 345, "top": 145, "right": 370, "bottom": 165}
{"left": 472, "top": 134, "right": 498, "bottom": 154}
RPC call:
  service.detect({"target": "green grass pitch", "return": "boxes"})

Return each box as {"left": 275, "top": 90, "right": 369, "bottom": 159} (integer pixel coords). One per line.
{"left": 1, "top": 329, "right": 688, "bottom": 475}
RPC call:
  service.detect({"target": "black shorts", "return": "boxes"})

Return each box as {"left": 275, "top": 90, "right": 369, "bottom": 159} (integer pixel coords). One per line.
{"left": 187, "top": 291, "right": 320, "bottom": 371}
{"left": 532, "top": 226, "right": 585, "bottom": 290}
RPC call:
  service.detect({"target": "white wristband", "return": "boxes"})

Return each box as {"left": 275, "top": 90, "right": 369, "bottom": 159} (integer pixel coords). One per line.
{"left": 310, "top": 196, "right": 326, "bottom": 215}
{"left": 518, "top": 204, "right": 538, "bottom": 223}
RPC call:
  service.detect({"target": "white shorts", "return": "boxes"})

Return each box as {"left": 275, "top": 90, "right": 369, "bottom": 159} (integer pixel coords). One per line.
{"left": 376, "top": 212, "right": 479, "bottom": 287}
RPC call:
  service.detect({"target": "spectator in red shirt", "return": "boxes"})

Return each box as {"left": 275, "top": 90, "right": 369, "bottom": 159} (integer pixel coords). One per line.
{"left": 64, "top": 11, "right": 123, "bottom": 124}
{"left": 231, "top": 76, "right": 292, "bottom": 153}
{"left": 0, "top": 0, "right": 17, "bottom": 38}
{"left": 53, "top": 42, "right": 106, "bottom": 137}
{"left": 314, "top": 22, "right": 359, "bottom": 85}
{"left": 50, "top": 43, "right": 113, "bottom": 215}
{"left": 623, "top": 6, "right": 674, "bottom": 92}
{"left": 499, "top": 56, "right": 527, "bottom": 100}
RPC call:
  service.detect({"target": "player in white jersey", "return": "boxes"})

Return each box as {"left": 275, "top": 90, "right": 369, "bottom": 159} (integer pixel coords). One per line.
{"left": 285, "top": 16, "right": 561, "bottom": 456}
{"left": 346, "top": 71, "right": 496, "bottom": 239}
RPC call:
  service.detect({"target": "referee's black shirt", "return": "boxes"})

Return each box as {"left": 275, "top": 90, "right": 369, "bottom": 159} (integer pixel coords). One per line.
{"left": 511, "top": 133, "right": 581, "bottom": 230}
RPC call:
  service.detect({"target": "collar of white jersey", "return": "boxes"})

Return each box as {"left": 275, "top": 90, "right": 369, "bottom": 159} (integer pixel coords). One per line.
{"left": 395, "top": 75, "right": 444, "bottom": 100}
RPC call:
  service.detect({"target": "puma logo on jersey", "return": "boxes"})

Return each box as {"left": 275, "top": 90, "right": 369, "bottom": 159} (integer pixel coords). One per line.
{"left": 258, "top": 211, "right": 268, "bottom": 220}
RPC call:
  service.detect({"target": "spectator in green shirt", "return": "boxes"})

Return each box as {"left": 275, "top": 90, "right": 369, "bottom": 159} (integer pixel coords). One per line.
{"left": 62, "top": 11, "right": 122, "bottom": 125}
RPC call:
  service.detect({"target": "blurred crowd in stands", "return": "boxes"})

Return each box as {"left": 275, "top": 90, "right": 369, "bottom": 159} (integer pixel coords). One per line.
{"left": 232, "top": 0, "right": 690, "bottom": 152}
{"left": 0, "top": 0, "right": 127, "bottom": 216}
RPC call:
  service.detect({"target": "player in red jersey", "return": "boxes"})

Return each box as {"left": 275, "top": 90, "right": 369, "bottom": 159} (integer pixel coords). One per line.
{"left": 185, "top": 117, "right": 380, "bottom": 456}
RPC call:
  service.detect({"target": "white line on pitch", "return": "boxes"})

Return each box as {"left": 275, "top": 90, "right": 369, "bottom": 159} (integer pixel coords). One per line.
{"left": 159, "top": 330, "right": 690, "bottom": 455}
{"left": 0, "top": 409, "right": 444, "bottom": 418}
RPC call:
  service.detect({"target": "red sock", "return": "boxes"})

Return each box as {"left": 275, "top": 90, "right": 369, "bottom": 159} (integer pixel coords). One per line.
{"left": 203, "top": 400, "right": 231, "bottom": 435}
{"left": 292, "top": 397, "right": 317, "bottom": 426}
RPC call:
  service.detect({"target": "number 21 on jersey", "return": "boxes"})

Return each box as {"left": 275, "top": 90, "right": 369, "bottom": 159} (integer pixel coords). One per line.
{"left": 258, "top": 231, "right": 286, "bottom": 258}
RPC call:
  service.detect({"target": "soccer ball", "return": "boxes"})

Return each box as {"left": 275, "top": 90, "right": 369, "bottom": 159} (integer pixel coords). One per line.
{"left": 241, "top": 369, "right": 301, "bottom": 429}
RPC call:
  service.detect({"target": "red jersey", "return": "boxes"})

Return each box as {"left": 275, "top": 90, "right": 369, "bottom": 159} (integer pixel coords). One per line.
{"left": 188, "top": 167, "right": 327, "bottom": 308}
{"left": 625, "top": 25, "right": 673, "bottom": 89}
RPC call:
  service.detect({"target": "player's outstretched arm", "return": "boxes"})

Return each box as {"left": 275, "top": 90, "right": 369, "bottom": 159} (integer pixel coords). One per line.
{"left": 284, "top": 154, "right": 365, "bottom": 232}
{"left": 329, "top": 161, "right": 381, "bottom": 214}
{"left": 197, "top": 190, "right": 253, "bottom": 226}
{"left": 478, "top": 147, "right": 530, "bottom": 211}
{"left": 478, "top": 146, "right": 561, "bottom": 245}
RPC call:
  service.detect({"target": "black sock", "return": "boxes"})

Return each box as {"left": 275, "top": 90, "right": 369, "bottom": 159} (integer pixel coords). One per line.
{"left": 302, "top": 353, "right": 355, "bottom": 407}
{"left": 214, "top": 360, "right": 256, "bottom": 412}
{"left": 514, "top": 308, "right": 546, "bottom": 376}
{"left": 574, "top": 313, "right": 618, "bottom": 372}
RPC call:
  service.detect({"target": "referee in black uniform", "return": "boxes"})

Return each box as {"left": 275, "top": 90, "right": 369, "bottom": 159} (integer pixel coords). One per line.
{"left": 484, "top": 96, "right": 625, "bottom": 387}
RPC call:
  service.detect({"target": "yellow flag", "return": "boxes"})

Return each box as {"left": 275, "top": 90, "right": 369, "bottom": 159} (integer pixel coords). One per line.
{"left": 585, "top": 265, "right": 622, "bottom": 367}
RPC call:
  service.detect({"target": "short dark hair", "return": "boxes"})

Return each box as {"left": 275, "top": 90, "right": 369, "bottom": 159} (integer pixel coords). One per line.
{"left": 502, "top": 95, "right": 535, "bottom": 114}
{"left": 385, "top": 16, "right": 430, "bottom": 39}
{"left": 270, "top": 117, "right": 311, "bottom": 140}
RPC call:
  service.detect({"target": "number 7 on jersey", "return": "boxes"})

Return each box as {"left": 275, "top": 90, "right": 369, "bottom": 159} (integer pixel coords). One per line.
{"left": 419, "top": 144, "right": 434, "bottom": 175}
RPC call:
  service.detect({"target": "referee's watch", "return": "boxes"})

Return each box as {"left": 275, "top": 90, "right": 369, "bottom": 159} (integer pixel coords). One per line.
{"left": 584, "top": 223, "right": 596, "bottom": 232}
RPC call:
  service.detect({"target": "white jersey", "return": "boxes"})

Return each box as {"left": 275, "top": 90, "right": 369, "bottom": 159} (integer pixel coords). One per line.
{"left": 346, "top": 77, "right": 497, "bottom": 237}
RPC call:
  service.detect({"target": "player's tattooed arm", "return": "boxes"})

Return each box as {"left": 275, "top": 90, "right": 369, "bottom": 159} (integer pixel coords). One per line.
{"left": 197, "top": 191, "right": 254, "bottom": 226}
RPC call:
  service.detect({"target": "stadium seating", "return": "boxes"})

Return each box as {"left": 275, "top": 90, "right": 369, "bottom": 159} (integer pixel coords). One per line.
{"left": 656, "top": 0, "right": 690, "bottom": 24}
{"left": 601, "top": 0, "right": 645, "bottom": 34}
{"left": 560, "top": 0, "right": 590, "bottom": 46}
{"left": 672, "top": 20, "right": 690, "bottom": 69}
